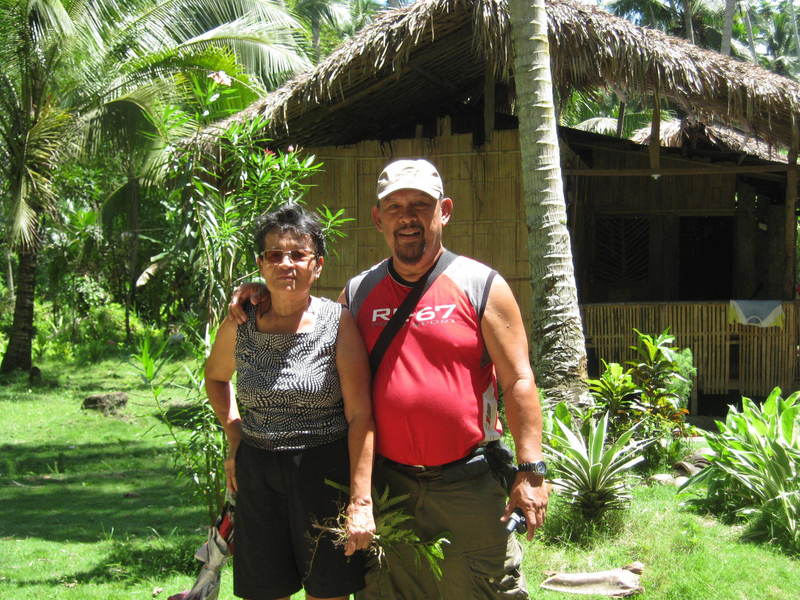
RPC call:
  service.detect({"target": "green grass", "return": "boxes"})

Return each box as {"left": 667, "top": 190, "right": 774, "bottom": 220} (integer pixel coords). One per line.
{"left": 525, "top": 485, "right": 800, "bottom": 599}
{"left": 2, "top": 358, "right": 799, "bottom": 599}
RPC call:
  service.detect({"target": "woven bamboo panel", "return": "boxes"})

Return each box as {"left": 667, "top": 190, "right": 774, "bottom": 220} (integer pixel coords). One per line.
{"left": 303, "top": 129, "right": 533, "bottom": 329}
{"left": 732, "top": 302, "right": 797, "bottom": 396}
{"left": 581, "top": 302, "right": 798, "bottom": 397}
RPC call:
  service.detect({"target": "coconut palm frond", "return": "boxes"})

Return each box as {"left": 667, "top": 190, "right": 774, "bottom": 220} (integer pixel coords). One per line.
{"left": 574, "top": 116, "right": 619, "bottom": 136}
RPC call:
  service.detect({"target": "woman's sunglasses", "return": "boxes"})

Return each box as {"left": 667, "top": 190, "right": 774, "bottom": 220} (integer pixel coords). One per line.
{"left": 260, "top": 249, "right": 316, "bottom": 264}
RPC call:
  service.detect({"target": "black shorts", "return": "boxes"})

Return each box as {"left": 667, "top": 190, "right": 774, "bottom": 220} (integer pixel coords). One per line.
{"left": 234, "top": 437, "right": 366, "bottom": 599}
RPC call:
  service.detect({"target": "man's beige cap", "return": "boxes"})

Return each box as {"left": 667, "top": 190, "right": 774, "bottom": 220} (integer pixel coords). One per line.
{"left": 376, "top": 159, "right": 444, "bottom": 201}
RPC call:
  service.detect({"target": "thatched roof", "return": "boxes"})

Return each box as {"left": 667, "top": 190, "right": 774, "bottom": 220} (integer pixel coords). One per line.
{"left": 215, "top": 0, "right": 800, "bottom": 151}
{"left": 631, "top": 119, "right": 787, "bottom": 162}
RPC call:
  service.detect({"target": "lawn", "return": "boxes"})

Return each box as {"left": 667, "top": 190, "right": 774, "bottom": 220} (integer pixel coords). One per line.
{"left": 2, "top": 358, "right": 799, "bottom": 599}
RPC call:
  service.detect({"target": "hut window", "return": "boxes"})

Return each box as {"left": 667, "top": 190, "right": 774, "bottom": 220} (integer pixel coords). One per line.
{"left": 592, "top": 216, "right": 650, "bottom": 301}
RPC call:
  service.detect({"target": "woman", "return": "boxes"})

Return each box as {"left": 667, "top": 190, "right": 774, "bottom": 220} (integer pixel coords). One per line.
{"left": 205, "top": 204, "right": 375, "bottom": 600}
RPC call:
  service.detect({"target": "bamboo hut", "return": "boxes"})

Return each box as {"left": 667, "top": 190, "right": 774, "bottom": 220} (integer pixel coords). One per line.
{"left": 211, "top": 0, "right": 800, "bottom": 411}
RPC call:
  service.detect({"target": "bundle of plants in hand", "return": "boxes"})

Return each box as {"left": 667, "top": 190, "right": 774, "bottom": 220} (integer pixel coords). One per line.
{"left": 315, "top": 481, "right": 450, "bottom": 579}
{"left": 679, "top": 388, "right": 800, "bottom": 553}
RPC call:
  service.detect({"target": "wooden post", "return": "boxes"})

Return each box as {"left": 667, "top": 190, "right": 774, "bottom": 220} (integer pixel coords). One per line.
{"left": 784, "top": 122, "right": 799, "bottom": 299}
{"left": 649, "top": 90, "right": 660, "bottom": 172}
{"left": 769, "top": 203, "right": 785, "bottom": 298}
{"left": 735, "top": 182, "right": 757, "bottom": 298}
{"left": 483, "top": 69, "right": 495, "bottom": 145}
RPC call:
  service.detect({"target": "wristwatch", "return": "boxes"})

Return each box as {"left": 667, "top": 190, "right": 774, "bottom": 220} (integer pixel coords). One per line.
{"left": 517, "top": 461, "right": 547, "bottom": 476}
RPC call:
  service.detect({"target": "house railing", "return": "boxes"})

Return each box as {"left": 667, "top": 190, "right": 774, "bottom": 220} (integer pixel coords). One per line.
{"left": 580, "top": 302, "right": 799, "bottom": 399}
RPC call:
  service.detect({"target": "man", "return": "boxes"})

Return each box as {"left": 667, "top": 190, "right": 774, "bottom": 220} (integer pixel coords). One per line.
{"left": 232, "top": 159, "right": 548, "bottom": 599}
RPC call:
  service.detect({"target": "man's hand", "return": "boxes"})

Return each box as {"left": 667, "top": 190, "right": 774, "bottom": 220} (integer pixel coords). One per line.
{"left": 344, "top": 498, "right": 375, "bottom": 556}
{"left": 502, "top": 471, "right": 549, "bottom": 541}
{"left": 228, "top": 282, "right": 269, "bottom": 325}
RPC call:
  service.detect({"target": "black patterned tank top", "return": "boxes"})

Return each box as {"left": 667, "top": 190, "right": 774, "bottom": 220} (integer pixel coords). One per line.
{"left": 235, "top": 296, "right": 347, "bottom": 451}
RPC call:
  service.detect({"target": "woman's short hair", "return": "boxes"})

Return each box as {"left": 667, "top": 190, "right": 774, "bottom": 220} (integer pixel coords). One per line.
{"left": 253, "top": 203, "right": 326, "bottom": 257}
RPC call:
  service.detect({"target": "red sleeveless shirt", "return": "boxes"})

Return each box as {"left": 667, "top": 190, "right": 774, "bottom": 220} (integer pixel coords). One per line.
{"left": 346, "top": 253, "right": 502, "bottom": 466}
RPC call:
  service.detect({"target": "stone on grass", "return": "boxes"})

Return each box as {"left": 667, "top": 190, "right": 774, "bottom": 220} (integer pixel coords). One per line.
{"left": 82, "top": 392, "right": 128, "bottom": 415}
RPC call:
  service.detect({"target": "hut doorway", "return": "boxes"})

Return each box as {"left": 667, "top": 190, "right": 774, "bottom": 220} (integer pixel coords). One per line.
{"left": 678, "top": 216, "right": 734, "bottom": 301}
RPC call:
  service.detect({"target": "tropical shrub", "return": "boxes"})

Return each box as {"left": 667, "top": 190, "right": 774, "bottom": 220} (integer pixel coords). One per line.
{"left": 547, "top": 412, "right": 652, "bottom": 520}
{"left": 586, "top": 333, "right": 695, "bottom": 471}
{"left": 627, "top": 328, "right": 689, "bottom": 419}
{"left": 588, "top": 361, "right": 641, "bottom": 415}
{"left": 666, "top": 347, "right": 696, "bottom": 408}
{"left": 680, "top": 388, "right": 800, "bottom": 553}
{"left": 143, "top": 114, "right": 352, "bottom": 329}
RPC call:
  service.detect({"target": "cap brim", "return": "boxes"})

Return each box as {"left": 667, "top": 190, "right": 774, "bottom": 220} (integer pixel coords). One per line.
{"left": 377, "top": 181, "right": 442, "bottom": 201}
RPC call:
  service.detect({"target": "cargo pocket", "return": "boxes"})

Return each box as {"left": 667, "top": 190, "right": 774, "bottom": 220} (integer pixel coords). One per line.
{"left": 466, "top": 538, "right": 528, "bottom": 599}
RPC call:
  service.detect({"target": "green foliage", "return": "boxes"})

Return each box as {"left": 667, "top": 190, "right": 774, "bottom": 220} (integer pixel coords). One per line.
{"left": 667, "top": 347, "right": 697, "bottom": 408}
{"left": 319, "top": 480, "right": 450, "bottom": 580}
{"left": 582, "top": 329, "right": 695, "bottom": 472}
{"left": 587, "top": 360, "right": 641, "bottom": 418}
{"left": 680, "top": 388, "right": 800, "bottom": 554}
{"left": 547, "top": 412, "right": 651, "bottom": 520}
{"left": 31, "top": 299, "right": 150, "bottom": 363}
{"left": 145, "top": 112, "right": 342, "bottom": 327}
{"left": 627, "top": 328, "right": 687, "bottom": 414}
{"left": 534, "top": 489, "right": 625, "bottom": 546}
{"left": 131, "top": 332, "right": 226, "bottom": 524}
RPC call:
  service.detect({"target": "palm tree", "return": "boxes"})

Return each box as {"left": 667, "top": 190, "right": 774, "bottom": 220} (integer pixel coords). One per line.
{"left": 0, "top": 0, "right": 310, "bottom": 373}
{"left": 721, "top": 0, "right": 737, "bottom": 55}
{"left": 508, "top": 0, "right": 591, "bottom": 405}
{"left": 290, "top": 0, "right": 351, "bottom": 61}
{"left": 752, "top": 0, "right": 799, "bottom": 77}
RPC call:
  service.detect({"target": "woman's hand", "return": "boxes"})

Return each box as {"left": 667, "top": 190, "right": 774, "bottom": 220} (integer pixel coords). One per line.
{"left": 344, "top": 498, "right": 375, "bottom": 556}
{"left": 224, "top": 438, "right": 240, "bottom": 494}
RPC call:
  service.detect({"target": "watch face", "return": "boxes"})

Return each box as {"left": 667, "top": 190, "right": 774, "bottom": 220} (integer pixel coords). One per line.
{"left": 519, "top": 461, "right": 547, "bottom": 475}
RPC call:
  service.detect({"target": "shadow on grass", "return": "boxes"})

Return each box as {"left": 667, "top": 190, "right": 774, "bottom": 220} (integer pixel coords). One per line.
{"left": 0, "top": 476, "right": 205, "bottom": 542}
{"left": 1, "top": 441, "right": 207, "bottom": 543}
{"left": 14, "top": 534, "right": 205, "bottom": 586}
{"left": 0, "top": 440, "right": 165, "bottom": 478}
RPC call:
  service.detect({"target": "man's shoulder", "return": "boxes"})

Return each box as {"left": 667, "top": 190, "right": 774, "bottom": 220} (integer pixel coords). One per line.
{"left": 345, "top": 258, "right": 390, "bottom": 287}
{"left": 438, "top": 253, "right": 498, "bottom": 318}
{"left": 345, "top": 259, "right": 390, "bottom": 316}
{"left": 447, "top": 253, "right": 496, "bottom": 276}
{"left": 443, "top": 253, "right": 497, "bottom": 290}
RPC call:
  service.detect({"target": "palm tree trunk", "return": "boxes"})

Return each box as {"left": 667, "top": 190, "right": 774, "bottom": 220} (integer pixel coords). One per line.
{"left": 0, "top": 241, "right": 39, "bottom": 373}
{"left": 312, "top": 17, "right": 321, "bottom": 62}
{"left": 5, "top": 250, "right": 15, "bottom": 304}
{"left": 742, "top": 0, "right": 759, "bottom": 62}
{"left": 683, "top": 0, "right": 695, "bottom": 43}
{"left": 721, "top": 0, "right": 736, "bottom": 55}
{"left": 125, "top": 175, "right": 140, "bottom": 341}
{"left": 509, "top": 0, "right": 590, "bottom": 405}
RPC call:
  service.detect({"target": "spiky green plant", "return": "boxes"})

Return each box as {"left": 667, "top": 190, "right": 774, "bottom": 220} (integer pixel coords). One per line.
{"left": 547, "top": 412, "right": 652, "bottom": 520}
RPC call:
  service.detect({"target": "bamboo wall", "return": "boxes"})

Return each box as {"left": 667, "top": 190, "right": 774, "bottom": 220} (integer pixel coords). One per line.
{"left": 581, "top": 302, "right": 799, "bottom": 398}
{"left": 304, "top": 126, "right": 533, "bottom": 328}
